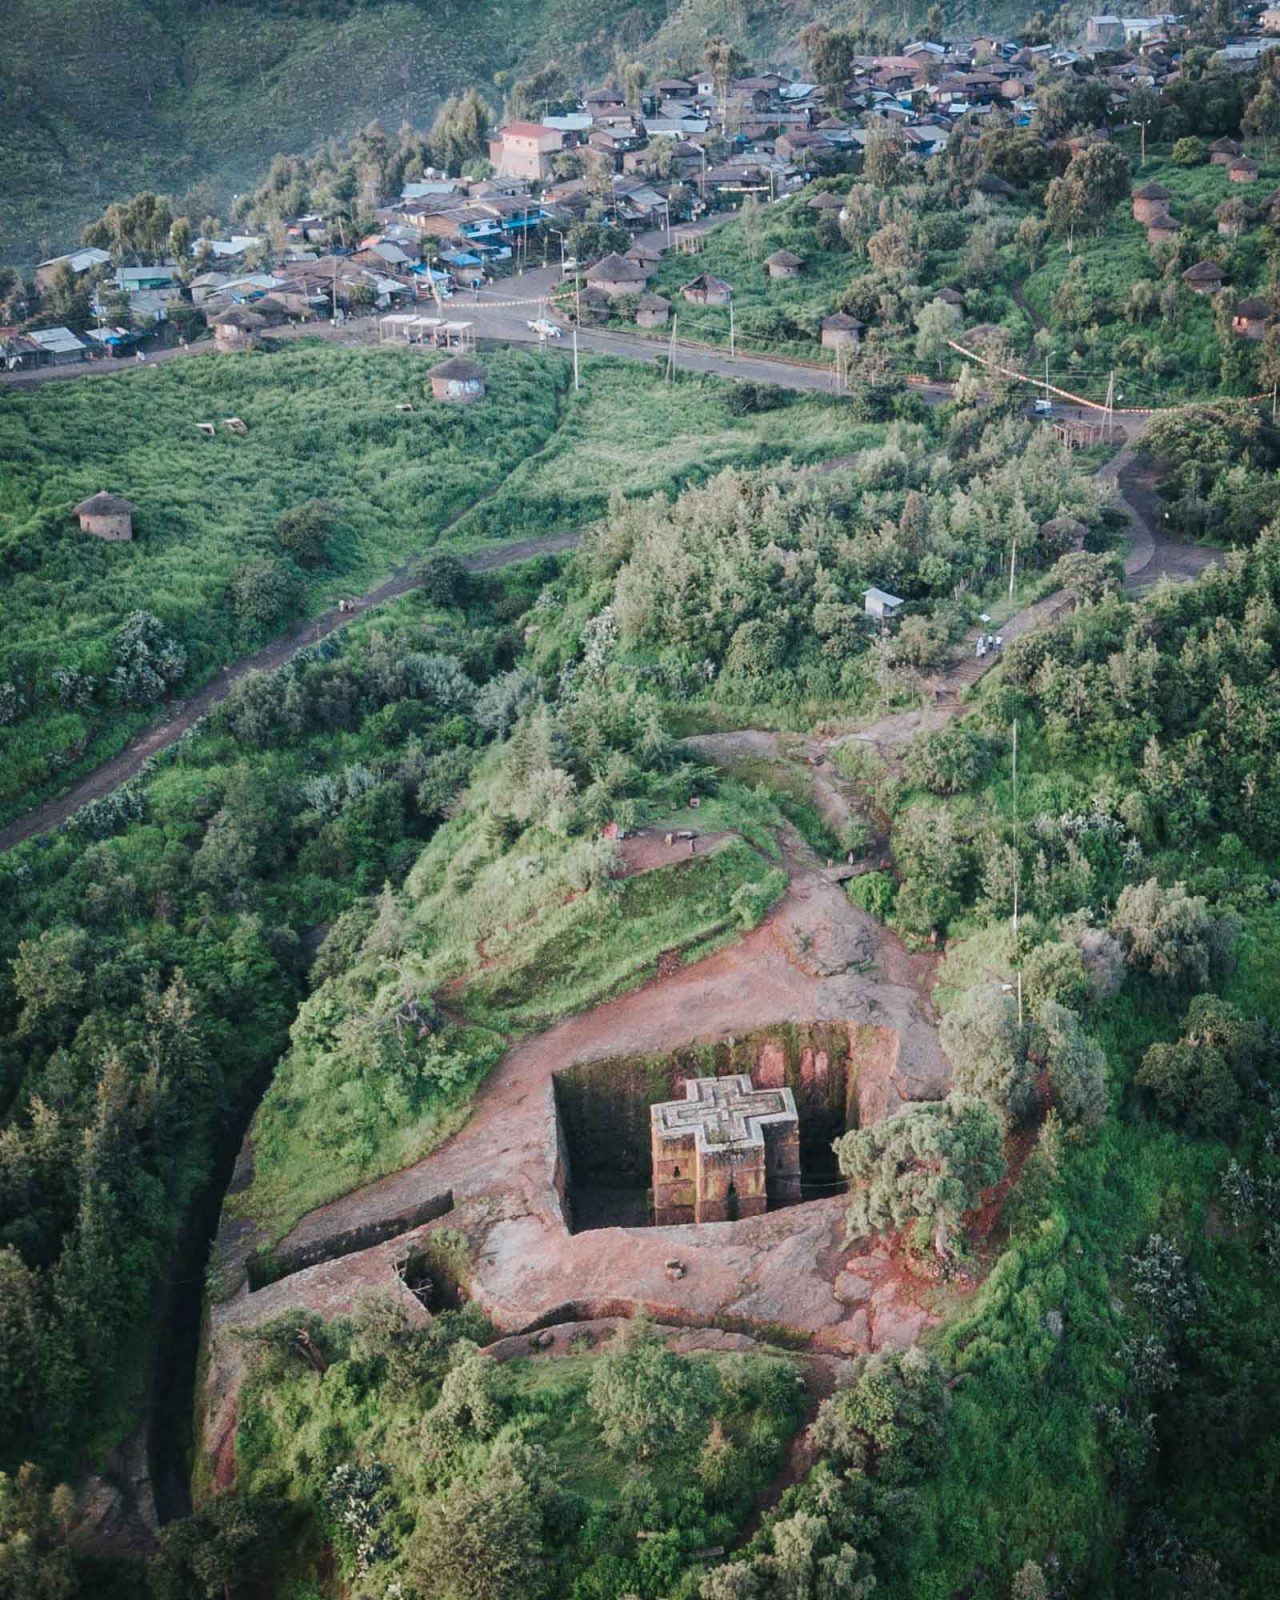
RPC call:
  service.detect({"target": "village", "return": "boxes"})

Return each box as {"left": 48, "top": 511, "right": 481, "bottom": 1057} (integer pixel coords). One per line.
{"left": 5, "top": 7, "right": 1280, "bottom": 375}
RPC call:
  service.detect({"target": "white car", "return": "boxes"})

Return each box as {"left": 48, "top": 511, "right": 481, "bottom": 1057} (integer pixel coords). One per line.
{"left": 527, "top": 318, "right": 563, "bottom": 339}
{"left": 1033, "top": 396, "right": 1053, "bottom": 416}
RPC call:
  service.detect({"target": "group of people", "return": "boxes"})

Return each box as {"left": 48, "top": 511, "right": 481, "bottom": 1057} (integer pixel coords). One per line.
{"left": 975, "top": 632, "right": 1004, "bottom": 658}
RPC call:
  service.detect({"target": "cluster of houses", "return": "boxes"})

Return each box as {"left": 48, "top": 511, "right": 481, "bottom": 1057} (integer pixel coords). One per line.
{"left": 1127, "top": 137, "right": 1280, "bottom": 340}
{"left": 6, "top": 6, "right": 1280, "bottom": 371}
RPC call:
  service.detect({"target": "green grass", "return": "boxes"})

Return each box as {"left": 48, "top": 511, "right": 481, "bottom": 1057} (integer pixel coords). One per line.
{"left": 462, "top": 836, "right": 785, "bottom": 1029}
{"left": 453, "top": 360, "right": 880, "bottom": 542}
{"left": 0, "top": 342, "right": 569, "bottom": 821}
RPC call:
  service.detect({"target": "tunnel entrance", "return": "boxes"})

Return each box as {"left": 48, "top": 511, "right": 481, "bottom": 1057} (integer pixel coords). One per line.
{"left": 553, "top": 1022, "right": 890, "bottom": 1232}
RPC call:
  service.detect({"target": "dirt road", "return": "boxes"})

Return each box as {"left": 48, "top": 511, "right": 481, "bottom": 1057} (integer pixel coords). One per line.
{"left": 0, "top": 527, "right": 582, "bottom": 854}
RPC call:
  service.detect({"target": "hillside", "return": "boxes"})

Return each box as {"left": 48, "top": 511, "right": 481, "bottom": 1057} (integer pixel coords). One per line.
{"left": 0, "top": 0, "right": 1033, "bottom": 265}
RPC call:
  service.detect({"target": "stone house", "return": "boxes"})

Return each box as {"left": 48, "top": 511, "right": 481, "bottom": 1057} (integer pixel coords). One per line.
{"left": 765, "top": 248, "right": 803, "bottom": 279}
{"left": 1208, "top": 136, "right": 1243, "bottom": 165}
{"left": 73, "top": 491, "right": 135, "bottom": 541}
{"left": 211, "top": 308, "right": 266, "bottom": 351}
{"left": 1231, "top": 296, "right": 1271, "bottom": 339}
{"left": 1216, "top": 199, "right": 1246, "bottom": 238}
{"left": 1146, "top": 210, "right": 1178, "bottom": 245}
{"left": 681, "top": 271, "right": 733, "bottom": 305}
{"left": 487, "top": 122, "right": 564, "bottom": 182}
{"left": 430, "top": 355, "right": 486, "bottom": 403}
{"left": 821, "top": 311, "right": 865, "bottom": 348}
{"left": 1228, "top": 156, "right": 1260, "bottom": 184}
{"left": 1182, "top": 260, "right": 1225, "bottom": 295}
{"left": 1132, "top": 180, "right": 1172, "bottom": 222}
{"left": 635, "top": 293, "right": 671, "bottom": 328}
{"left": 585, "top": 253, "right": 649, "bottom": 297}
{"left": 650, "top": 1076, "right": 800, "bottom": 1226}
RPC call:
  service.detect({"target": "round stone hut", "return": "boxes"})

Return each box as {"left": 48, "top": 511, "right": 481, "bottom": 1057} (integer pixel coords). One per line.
{"left": 211, "top": 308, "right": 266, "bottom": 352}
{"left": 73, "top": 491, "right": 135, "bottom": 542}
{"left": 430, "top": 355, "right": 486, "bottom": 404}
{"left": 1132, "top": 180, "right": 1172, "bottom": 223}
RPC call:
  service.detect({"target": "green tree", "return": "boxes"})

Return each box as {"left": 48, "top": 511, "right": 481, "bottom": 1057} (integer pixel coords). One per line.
{"left": 621, "top": 60, "right": 648, "bottom": 109}
{"left": 864, "top": 129, "right": 904, "bottom": 189}
{"left": 39, "top": 262, "right": 93, "bottom": 331}
{"left": 835, "top": 1095, "right": 1005, "bottom": 1256}
{"left": 588, "top": 1316, "right": 719, "bottom": 1458}
{"left": 408, "top": 1459, "right": 544, "bottom": 1600}
{"left": 227, "top": 559, "right": 303, "bottom": 631}
{"left": 150, "top": 1491, "right": 286, "bottom": 1600}
{"left": 1036, "top": 1001, "right": 1108, "bottom": 1130}
{"left": 1111, "top": 878, "right": 1239, "bottom": 989}
{"left": 940, "top": 984, "right": 1034, "bottom": 1124}
{"left": 276, "top": 500, "right": 336, "bottom": 566}
{"left": 431, "top": 89, "right": 491, "bottom": 174}
{"left": 0, "top": 1464, "right": 75, "bottom": 1600}
{"left": 1243, "top": 73, "right": 1280, "bottom": 157}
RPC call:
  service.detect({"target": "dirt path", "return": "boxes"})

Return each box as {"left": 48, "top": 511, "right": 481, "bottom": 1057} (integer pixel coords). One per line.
{"left": 1011, "top": 281, "right": 1045, "bottom": 333}
{"left": 0, "top": 526, "right": 583, "bottom": 855}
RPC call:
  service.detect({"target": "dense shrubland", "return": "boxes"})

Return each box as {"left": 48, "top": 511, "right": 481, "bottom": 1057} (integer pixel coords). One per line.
{"left": 6, "top": 351, "right": 1280, "bottom": 1597}
{"left": 775, "top": 509, "right": 1280, "bottom": 1598}
{"left": 0, "top": 561, "right": 562, "bottom": 1474}
{"left": 229, "top": 1307, "right": 803, "bottom": 1600}
{"left": 530, "top": 409, "right": 1102, "bottom": 722}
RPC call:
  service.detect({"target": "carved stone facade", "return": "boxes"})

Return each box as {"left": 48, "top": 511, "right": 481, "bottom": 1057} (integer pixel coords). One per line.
{"left": 650, "top": 1075, "right": 801, "bottom": 1226}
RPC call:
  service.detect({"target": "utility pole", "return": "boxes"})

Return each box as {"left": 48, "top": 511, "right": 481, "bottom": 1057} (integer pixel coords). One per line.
{"left": 666, "top": 314, "right": 677, "bottom": 381}
{"left": 572, "top": 324, "right": 580, "bottom": 391}
{"left": 728, "top": 297, "right": 735, "bottom": 357}
{"left": 1008, "top": 529, "right": 1017, "bottom": 603}
{"left": 1011, "top": 719, "right": 1022, "bottom": 1025}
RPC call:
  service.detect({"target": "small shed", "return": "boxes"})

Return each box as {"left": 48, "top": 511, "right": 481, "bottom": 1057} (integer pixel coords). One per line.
{"left": 1208, "top": 136, "right": 1243, "bottom": 166}
{"left": 937, "top": 286, "right": 966, "bottom": 309}
{"left": 765, "top": 248, "right": 804, "bottom": 280}
{"left": 673, "top": 228, "right": 705, "bottom": 254}
{"left": 1146, "top": 211, "right": 1179, "bottom": 246}
{"left": 211, "top": 308, "right": 266, "bottom": 351}
{"left": 807, "top": 191, "right": 845, "bottom": 213}
{"left": 73, "top": 491, "right": 135, "bottom": 542}
{"left": 636, "top": 293, "right": 672, "bottom": 328}
{"left": 682, "top": 272, "right": 733, "bottom": 306}
{"left": 1232, "top": 296, "right": 1271, "bottom": 339}
{"left": 864, "top": 586, "right": 904, "bottom": 621}
{"left": 821, "top": 311, "right": 865, "bottom": 349}
{"left": 1132, "top": 180, "right": 1172, "bottom": 223}
{"left": 430, "top": 355, "right": 486, "bottom": 403}
{"left": 1228, "top": 156, "right": 1259, "bottom": 184}
{"left": 1182, "top": 260, "right": 1225, "bottom": 295}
